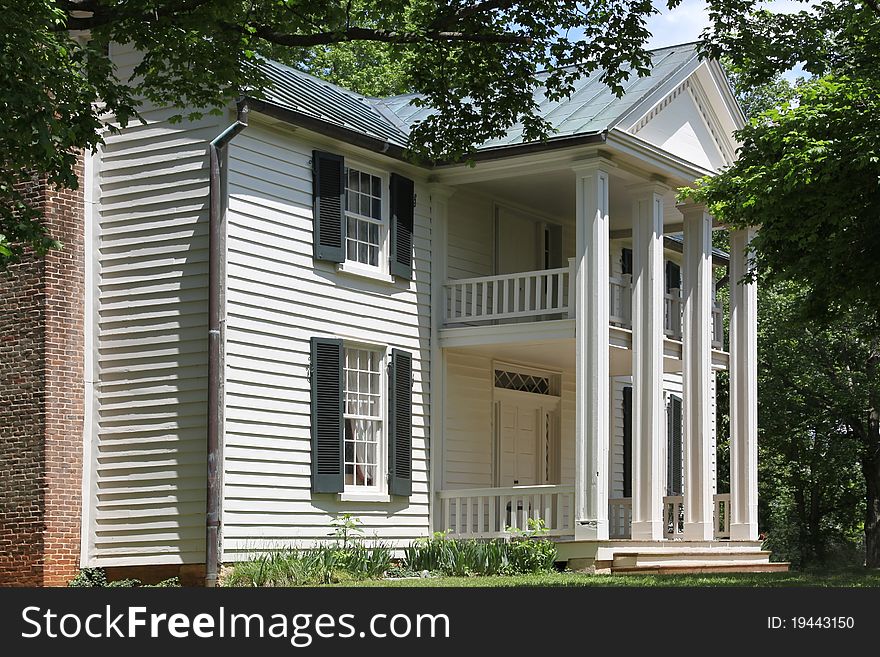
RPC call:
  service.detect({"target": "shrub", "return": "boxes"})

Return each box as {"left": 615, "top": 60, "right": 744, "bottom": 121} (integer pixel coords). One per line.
{"left": 403, "top": 529, "right": 557, "bottom": 577}
{"left": 68, "top": 567, "right": 179, "bottom": 588}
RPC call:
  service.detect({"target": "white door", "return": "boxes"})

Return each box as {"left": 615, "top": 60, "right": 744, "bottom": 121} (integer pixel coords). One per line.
{"left": 497, "top": 397, "right": 544, "bottom": 486}
{"left": 496, "top": 207, "right": 540, "bottom": 275}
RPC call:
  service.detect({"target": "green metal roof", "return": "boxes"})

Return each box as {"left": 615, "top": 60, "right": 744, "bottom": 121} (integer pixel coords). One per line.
{"left": 256, "top": 42, "right": 699, "bottom": 152}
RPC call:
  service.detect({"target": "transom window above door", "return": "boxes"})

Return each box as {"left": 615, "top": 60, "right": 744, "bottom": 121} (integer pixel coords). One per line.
{"left": 345, "top": 167, "right": 384, "bottom": 268}
{"left": 494, "top": 369, "right": 558, "bottom": 396}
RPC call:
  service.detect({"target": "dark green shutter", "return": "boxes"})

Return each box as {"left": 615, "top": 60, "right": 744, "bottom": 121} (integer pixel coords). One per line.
{"left": 388, "top": 348, "right": 413, "bottom": 496}
{"left": 621, "top": 248, "right": 633, "bottom": 277}
{"left": 623, "top": 386, "right": 633, "bottom": 498}
{"left": 312, "top": 151, "right": 345, "bottom": 263}
{"left": 389, "top": 174, "right": 414, "bottom": 279}
{"left": 310, "top": 337, "right": 344, "bottom": 493}
{"left": 665, "top": 261, "right": 681, "bottom": 292}
{"left": 667, "top": 395, "right": 683, "bottom": 496}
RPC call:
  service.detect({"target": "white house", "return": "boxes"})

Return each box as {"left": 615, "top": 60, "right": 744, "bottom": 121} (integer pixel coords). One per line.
{"left": 75, "top": 41, "right": 778, "bottom": 583}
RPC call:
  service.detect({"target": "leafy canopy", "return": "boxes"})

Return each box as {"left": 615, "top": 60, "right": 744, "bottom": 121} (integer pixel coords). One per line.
{"left": 690, "top": 0, "right": 880, "bottom": 314}
{"left": 1, "top": 0, "right": 679, "bottom": 266}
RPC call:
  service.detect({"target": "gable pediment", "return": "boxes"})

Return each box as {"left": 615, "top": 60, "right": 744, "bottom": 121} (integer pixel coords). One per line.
{"left": 626, "top": 73, "right": 738, "bottom": 172}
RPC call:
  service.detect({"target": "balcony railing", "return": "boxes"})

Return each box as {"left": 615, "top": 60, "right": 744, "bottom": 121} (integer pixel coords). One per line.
{"left": 439, "top": 485, "right": 575, "bottom": 538}
{"left": 444, "top": 265, "right": 573, "bottom": 324}
{"left": 443, "top": 263, "right": 725, "bottom": 350}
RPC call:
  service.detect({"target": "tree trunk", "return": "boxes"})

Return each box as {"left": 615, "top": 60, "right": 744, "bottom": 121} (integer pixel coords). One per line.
{"left": 864, "top": 448, "right": 880, "bottom": 568}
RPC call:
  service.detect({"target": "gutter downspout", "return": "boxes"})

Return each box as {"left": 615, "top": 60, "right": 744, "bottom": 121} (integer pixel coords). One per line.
{"left": 206, "top": 100, "right": 248, "bottom": 587}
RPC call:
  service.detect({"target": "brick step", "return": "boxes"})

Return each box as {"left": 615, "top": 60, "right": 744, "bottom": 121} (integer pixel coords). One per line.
{"left": 612, "top": 562, "right": 790, "bottom": 575}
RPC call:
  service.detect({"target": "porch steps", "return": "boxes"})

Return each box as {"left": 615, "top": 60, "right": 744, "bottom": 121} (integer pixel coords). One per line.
{"left": 556, "top": 539, "right": 789, "bottom": 574}
{"left": 609, "top": 550, "right": 789, "bottom": 574}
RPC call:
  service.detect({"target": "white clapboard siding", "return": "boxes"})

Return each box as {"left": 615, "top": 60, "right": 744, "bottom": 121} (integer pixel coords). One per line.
{"left": 86, "top": 43, "right": 226, "bottom": 566}
{"left": 221, "top": 122, "right": 432, "bottom": 558}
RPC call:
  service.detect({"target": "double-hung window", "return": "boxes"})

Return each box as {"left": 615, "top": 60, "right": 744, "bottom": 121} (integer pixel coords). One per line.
{"left": 345, "top": 166, "right": 385, "bottom": 270}
{"left": 343, "top": 346, "right": 384, "bottom": 490}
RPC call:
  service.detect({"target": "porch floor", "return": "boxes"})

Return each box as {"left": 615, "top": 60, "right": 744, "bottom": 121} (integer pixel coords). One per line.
{"left": 552, "top": 538, "right": 789, "bottom": 574}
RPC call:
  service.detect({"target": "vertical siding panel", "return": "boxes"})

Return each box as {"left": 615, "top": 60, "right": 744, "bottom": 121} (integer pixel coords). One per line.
{"left": 90, "top": 43, "right": 223, "bottom": 566}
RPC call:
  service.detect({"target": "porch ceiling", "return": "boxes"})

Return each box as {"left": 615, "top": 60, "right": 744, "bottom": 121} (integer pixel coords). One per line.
{"left": 454, "top": 167, "right": 685, "bottom": 231}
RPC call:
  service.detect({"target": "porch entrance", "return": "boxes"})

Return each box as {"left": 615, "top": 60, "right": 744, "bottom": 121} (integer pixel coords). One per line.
{"left": 493, "top": 370, "right": 561, "bottom": 488}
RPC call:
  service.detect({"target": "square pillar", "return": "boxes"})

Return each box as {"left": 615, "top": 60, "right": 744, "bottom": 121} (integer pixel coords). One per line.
{"left": 729, "top": 227, "right": 759, "bottom": 540}
{"left": 630, "top": 184, "right": 667, "bottom": 541}
{"left": 573, "top": 161, "right": 611, "bottom": 541}
{"left": 679, "top": 203, "right": 714, "bottom": 540}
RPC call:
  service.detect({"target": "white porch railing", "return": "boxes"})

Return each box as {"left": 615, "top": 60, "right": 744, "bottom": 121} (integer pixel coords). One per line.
{"left": 608, "top": 497, "right": 633, "bottom": 539}
{"left": 712, "top": 301, "right": 724, "bottom": 349}
{"left": 609, "top": 275, "right": 632, "bottom": 327}
{"left": 664, "top": 495, "right": 685, "bottom": 539}
{"left": 713, "top": 492, "right": 731, "bottom": 539}
{"left": 444, "top": 264, "right": 573, "bottom": 324}
{"left": 664, "top": 288, "right": 682, "bottom": 339}
{"left": 442, "top": 267, "right": 724, "bottom": 349}
{"left": 439, "top": 485, "right": 574, "bottom": 538}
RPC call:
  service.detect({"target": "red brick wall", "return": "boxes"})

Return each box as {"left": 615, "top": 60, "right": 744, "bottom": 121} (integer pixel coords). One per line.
{"left": 0, "top": 164, "right": 85, "bottom": 587}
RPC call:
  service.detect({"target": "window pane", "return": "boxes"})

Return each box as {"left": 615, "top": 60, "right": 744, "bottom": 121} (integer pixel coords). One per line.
{"left": 369, "top": 222, "right": 379, "bottom": 244}
{"left": 358, "top": 242, "right": 368, "bottom": 263}
{"left": 368, "top": 246, "right": 378, "bottom": 267}
{"left": 372, "top": 198, "right": 381, "bottom": 220}
{"left": 348, "top": 169, "right": 359, "bottom": 192}
{"left": 371, "top": 175, "right": 381, "bottom": 197}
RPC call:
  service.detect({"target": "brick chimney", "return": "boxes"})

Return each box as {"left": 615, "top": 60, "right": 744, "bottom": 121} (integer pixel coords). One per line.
{"left": 0, "top": 161, "right": 85, "bottom": 587}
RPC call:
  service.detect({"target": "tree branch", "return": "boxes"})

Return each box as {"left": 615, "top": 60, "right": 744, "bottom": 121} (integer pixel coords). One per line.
{"left": 430, "top": 0, "right": 520, "bottom": 29}
{"left": 242, "top": 24, "right": 532, "bottom": 47}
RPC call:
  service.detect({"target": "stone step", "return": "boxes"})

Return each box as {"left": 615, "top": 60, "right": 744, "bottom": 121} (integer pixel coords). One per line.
{"left": 595, "top": 541, "right": 765, "bottom": 561}
{"left": 612, "top": 550, "right": 773, "bottom": 568}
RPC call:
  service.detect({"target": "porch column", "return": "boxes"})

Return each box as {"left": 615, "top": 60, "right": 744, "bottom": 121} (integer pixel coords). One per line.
{"left": 573, "top": 160, "right": 610, "bottom": 540}
{"left": 630, "top": 184, "right": 666, "bottom": 541}
{"left": 679, "top": 203, "right": 714, "bottom": 540}
{"left": 729, "top": 227, "right": 759, "bottom": 540}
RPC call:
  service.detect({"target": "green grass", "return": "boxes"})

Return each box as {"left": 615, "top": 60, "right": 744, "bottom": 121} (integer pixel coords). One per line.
{"left": 327, "top": 568, "right": 880, "bottom": 588}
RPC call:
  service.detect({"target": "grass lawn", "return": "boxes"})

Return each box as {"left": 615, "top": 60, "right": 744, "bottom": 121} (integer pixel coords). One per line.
{"left": 330, "top": 568, "right": 880, "bottom": 588}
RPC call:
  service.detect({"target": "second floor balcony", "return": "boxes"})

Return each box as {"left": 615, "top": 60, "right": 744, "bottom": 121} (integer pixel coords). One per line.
{"left": 443, "top": 259, "right": 725, "bottom": 350}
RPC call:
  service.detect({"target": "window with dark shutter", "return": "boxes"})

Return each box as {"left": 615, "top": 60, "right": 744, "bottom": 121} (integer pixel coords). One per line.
{"left": 312, "top": 151, "right": 346, "bottom": 263}
{"left": 621, "top": 248, "right": 633, "bottom": 277}
{"left": 388, "top": 349, "right": 413, "bottom": 496}
{"left": 665, "top": 260, "right": 681, "bottom": 292}
{"left": 389, "top": 174, "right": 414, "bottom": 279}
{"left": 623, "top": 386, "right": 633, "bottom": 498}
{"left": 310, "top": 337, "right": 344, "bottom": 493}
{"left": 667, "top": 394, "right": 683, "bottom": 496}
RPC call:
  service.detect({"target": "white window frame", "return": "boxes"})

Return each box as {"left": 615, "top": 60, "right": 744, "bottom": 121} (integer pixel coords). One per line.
{"left": 340, "top": 161, "right": 390, "bottom": 279}
{"left": 341, "top": 342, "right": 388, "bottom": 497}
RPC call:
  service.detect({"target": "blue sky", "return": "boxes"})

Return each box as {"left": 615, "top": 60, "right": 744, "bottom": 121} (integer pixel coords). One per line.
{"left": 645, "top": 0, "right": 808, "bottom": 79}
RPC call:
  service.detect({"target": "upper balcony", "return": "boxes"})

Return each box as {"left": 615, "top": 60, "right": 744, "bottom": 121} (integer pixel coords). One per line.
{"left": 441, "top": 259, "right": 725, "bottom": 353}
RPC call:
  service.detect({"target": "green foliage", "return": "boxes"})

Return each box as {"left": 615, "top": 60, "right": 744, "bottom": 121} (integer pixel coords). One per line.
{"left": 225, "top": 514, "right": 392, "bottom": 586}
{"left": 403, "top": 530, "right": 557, "bottom": 576}
{"left": 223, "top": 542, "right": 394, "bottom": 587}
{"left": 67, "top": 567, "right": 179, "bottom": 587}
{"left": 754, "top": 281, "right": 870, "bottom": 568}
{"left": 4, "top": 1, "right": 673, "bottom": 266}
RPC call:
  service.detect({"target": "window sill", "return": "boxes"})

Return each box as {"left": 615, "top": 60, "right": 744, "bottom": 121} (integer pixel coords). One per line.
{"left": 338, "top": 491, "right": 392, "bottom": 503}
{"left": 335, "top": 262, "right": 395, "bottom": 284}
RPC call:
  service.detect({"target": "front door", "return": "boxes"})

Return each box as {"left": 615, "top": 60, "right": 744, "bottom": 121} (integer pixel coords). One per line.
{"left": 498, "top": 398, "right": 542, "bottom": 486}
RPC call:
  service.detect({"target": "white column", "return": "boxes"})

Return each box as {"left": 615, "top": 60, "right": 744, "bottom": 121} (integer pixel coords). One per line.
{"left": 679, "top": 203, "right": 714, "bottom": 540}
{"left": 729, "top": 227, "right": 758, "bottom": 540}
{"left": 573, "top": 161, "right": 610, "bottom": 541}
{"left": 630, "top": 184, "right": 666, "bottom": 541}
{"left": 429, "top": 184, "right": 454, "bottom": 532}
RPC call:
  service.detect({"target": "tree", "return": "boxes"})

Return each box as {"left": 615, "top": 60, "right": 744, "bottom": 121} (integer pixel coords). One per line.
{"left": 1, "top": 0, "right": 670, "bottom": 267}
{"left": 691, "top": 0, "right": 880, "bottom": 567}
{"left": 757, "top": 282, "right": 866, "bottom": 568}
